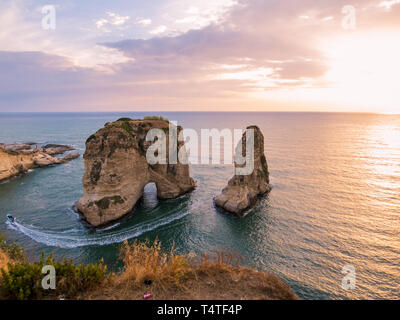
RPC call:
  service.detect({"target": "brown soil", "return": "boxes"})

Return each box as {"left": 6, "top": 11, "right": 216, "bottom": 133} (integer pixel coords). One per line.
{"left": 79, "top": 265, "right": 297, "bottom": 300}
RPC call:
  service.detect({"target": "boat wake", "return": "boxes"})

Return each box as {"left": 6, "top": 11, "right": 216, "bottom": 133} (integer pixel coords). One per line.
{"left": 5, "top": 209, "right": 190, "bottom": 248}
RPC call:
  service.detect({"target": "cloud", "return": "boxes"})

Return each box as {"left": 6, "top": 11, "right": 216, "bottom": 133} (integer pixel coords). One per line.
{"left": 135, "top": 18, "right": 152, "bottom": 26}
{"left": 96, "top": 12, "right": 130, "bottom": 31}
{"left": 103, "top": 0, "right": 400, "bottom": 82}
{"left": 149, "top": 25, "right": 168, "bottom": 35}
{"left": 103, "top": 8, "right": 329, "bottom": 86}
{"left": 93, "top": 0, "right": 400, "bottom": 111}
{"left": 0, "top": 1, "right": 129, "bottom": 68}
{"left": 0, "top": 51, "right": 94, "bottom": 110}
{"left": 163, "top": 0, "right": 239, "bottom": 32}
{"left": 1, "top": 0, "right": 400, "bottom": 111}
{"left": 0, "top": 50, "right": 256, "bottom": 111}
{"left": 379, "top": 0, "right": 400, "bottom": 9}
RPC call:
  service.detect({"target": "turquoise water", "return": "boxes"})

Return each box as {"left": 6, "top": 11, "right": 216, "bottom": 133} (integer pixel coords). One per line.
{"left": 0, "top": 112, "right": 399, "bottom": 300}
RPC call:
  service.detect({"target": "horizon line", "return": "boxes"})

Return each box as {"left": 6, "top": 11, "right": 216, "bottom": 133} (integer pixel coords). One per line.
{"left": 0, "top": 110, "right": 393, "bottom": 115}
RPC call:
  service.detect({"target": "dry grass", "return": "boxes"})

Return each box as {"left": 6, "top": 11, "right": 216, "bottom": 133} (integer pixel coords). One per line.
{"left": 118, "top": 239, "right": 189, "bottom": 286}
{"left": 0, "top": 248, "right": 11, "bottom": 272}
{"left": 0, "top": 237, "right": 297, "bottom": 300}
{"left": 80, "top": 240, "right": 298, "bottom": 300}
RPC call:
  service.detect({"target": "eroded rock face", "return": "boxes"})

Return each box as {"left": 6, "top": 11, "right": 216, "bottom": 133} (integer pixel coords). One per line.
{"left": 214, "top": 125, "right": 270, "bottom": 216}
{"left": 77, "top": 119, "right": 196, "bottom": 227}
{"left": 0, "top": 143, "right": 80, "bottom": 181}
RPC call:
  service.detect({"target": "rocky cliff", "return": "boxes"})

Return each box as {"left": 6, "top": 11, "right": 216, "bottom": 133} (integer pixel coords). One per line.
{"left": 77, "top": 118, "right": 196, "bottom": 227}
{"left": 214, "top": 126, "right": 270, "bottom": 216}
{"left": 0, "top": 143, "right": 80, "bottom": 182}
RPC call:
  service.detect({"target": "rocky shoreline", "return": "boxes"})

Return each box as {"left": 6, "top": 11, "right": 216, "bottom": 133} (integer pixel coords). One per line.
{"left": 0, "top": 143, "right": 80, "bottom": 182}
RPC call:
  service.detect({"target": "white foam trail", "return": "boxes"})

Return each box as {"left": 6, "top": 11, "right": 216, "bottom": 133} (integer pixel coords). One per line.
{"left": 96, "top": 222, "right": 121, "bottom": 232}
{"left": 5, "top": 209, "right": 190, "bottom": 248}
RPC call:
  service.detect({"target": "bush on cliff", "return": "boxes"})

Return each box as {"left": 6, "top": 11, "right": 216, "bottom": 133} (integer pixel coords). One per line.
{"left": 0, "top": 238, "right": 107, "bottom": 300}
{"left": 143, "top": 115, "right": 169, "bottom": 122}
{"left": 116, "top": 117, "right": 133, "bottom": 122}
{"left": 1, "top": 236, "right": 297, "bottom": 300}
{"left": 0, "top": 235, "right": 25, "bottom": 263}
{"left": 119, "top": 239, "right": 189, "bottom": 286}
{"left": 0, "top": 249, "right": 11, "bottom": 273}
{"left": 84, "top": 240, "right": 297, "bottom": 300}
{"left": 117, "top": 239, "right": 250, "bottom": 288}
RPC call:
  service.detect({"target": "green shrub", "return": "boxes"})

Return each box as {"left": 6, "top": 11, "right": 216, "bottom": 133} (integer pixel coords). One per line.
{"left": 117, "top": 117, "right": 133, "bottom": 122}
{"left": 86, "top": 134, "right": 97, "bottom": 144}
{"left": 143, "top": 116, "right": 169, "bottom": 122}
{"left": 0, "top": 235, "right": 24, "bottom": 262}
{"left": 0, "top": 253, "right": 107, "bottom": 300}
{"left": 121, "top": 121, "right": 133, "bottom": 135}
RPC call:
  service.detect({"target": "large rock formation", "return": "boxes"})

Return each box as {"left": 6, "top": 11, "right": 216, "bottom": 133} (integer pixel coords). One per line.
{"left": 77, "top": 118, "right": 196, "bottom": 227}
{"left": 214, "top": 125, "right": 270, "bottom": 216}
{"left": 0, "top": 143, "right": 80, "bottom": 181}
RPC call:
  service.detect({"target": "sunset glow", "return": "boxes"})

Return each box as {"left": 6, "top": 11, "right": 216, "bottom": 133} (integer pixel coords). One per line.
{"left": 0, "top": 0, "right": 399, "bottom": 112}
{"left": 322, "top": 32, "right": 400, "bottom": 112}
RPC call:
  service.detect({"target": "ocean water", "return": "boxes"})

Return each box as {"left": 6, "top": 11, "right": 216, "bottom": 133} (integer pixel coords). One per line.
{"left": 0, "top": 112, "right": 399, "bottom": 300}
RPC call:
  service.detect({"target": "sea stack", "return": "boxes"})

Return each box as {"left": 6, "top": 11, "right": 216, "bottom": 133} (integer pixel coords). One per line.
{"left": 77, "top": 118, "right": 196, "bottom": 227}
{"left": 214, "top": 125, "right": 270, "bottom": 216}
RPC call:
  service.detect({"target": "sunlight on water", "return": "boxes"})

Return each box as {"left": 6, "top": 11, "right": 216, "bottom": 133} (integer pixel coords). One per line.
{"left": 0, "top": 112, "right": 399, "bottom": 299}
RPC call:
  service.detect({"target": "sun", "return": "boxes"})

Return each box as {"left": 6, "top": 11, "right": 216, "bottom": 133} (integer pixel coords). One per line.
{"left": 248, "top": 30, "right": 400, "bottom": 113}
{"left": 321, "top": 31, "right": 400, "bottom": 113}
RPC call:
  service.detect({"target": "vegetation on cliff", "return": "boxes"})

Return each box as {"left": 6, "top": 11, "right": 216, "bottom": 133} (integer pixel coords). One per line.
{"left": 143, "top": 115, "right": 169, "bottom": 122}
{"left": 0, "top": 236, "right": 296, "bottom": 300}
{"left": 115, "top": 116, "right": 168, "bottom": 123}
{"left": 117, "top": 117, "right": 134, "bottom": 122}
{"left": 82, "top": 239, "right": 296, "bottom": 300}
{"left": 0, "top": 235, "right": 107, "bottom": 300}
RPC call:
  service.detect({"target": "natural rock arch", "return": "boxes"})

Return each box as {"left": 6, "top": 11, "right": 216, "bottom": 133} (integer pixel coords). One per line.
{"left": 142, "top": 182, "right": 158, "bottom": 206}
{"left": 77, "top": 118, "right": 196, "bottom": 227}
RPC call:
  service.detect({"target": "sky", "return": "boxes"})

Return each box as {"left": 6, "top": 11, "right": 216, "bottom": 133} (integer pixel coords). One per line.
{"left": 0, "top": 0, "right": 399, "bottom": 113}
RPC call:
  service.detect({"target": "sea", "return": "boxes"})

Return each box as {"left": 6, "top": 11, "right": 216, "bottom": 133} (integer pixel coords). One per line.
{"left": 0, "top": 112, "right": 399, "bottom": 300}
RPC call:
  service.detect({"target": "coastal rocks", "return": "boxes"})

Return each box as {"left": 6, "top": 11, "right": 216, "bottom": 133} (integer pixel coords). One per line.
{"left": 0, "top": 143, "right": 80, "bottom": 181}
{"left": 33, "top": 152, "right": 80, "bottom": 167}
{"left": 33, "top": 153, "right": 60, "bottom": 167}
{"left": 77, "top": 118, "right": 196, "bottom": 227}
{"left": 42, "top": 144, "right": 75, "bottom": 155}
{"left": 1, "top": 143, "right": 35, "bottom": 153}
{"left": 214, "top": 125, "right": 270, "bottom": 216}
{"left": 60, "top": 153, "right": 80, "bottom": 162}
{"left": 0, "top": 143, "right": 74, "bottom": 156}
